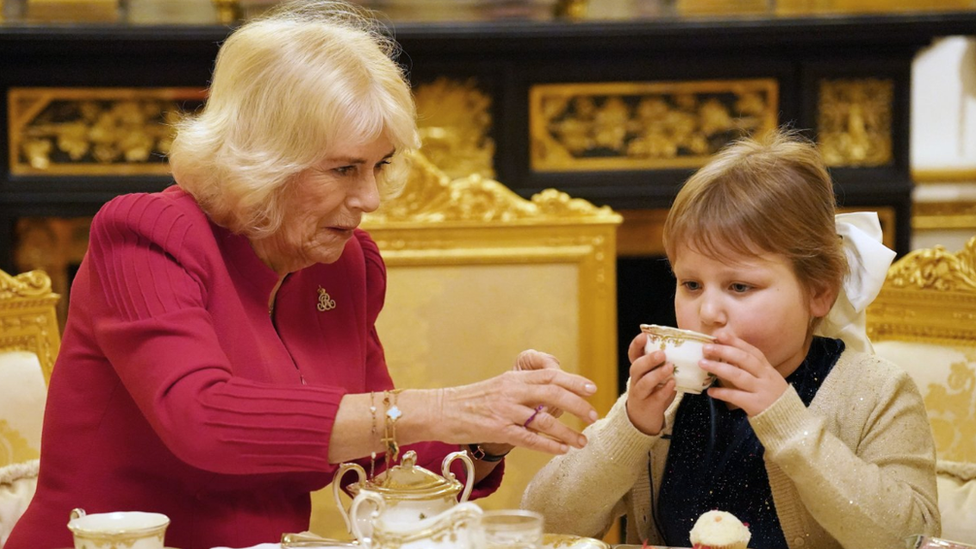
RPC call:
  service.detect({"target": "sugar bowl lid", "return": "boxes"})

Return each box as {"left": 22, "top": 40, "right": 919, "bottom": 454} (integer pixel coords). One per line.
{"left": 350, "top": 450, "right": 462, "bottom": 501}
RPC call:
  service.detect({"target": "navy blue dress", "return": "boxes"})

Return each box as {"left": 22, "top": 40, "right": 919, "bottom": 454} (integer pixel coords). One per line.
{"left": 656, "top": 337, "right": 844, "bottom": 549}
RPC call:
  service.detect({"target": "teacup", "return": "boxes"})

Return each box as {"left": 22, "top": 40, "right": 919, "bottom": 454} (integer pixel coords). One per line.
{"left": 640, "top": 324, "right": 716, "bottom": 394}
{"left": 67, "top": 508, "right": 169, "bottom": 549}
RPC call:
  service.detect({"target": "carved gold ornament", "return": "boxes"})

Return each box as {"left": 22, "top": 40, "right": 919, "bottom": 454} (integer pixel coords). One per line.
{"left": 885, "top": 237, "right": 976, "bottom": 292}
{"left": 868, "top": 236, "right": 976, "bottom": 346}
{"left": 529, "top": 79, "right": 778, "bottom": 172}
{"left": 0, "top": 269, "right": 61, "bottom": 383}
{"left": 414, "top": 77, "right": 495, "bottom": 180}
{"left": 0, "top": 419, "right": 40, "bottom": 465}
{"left": 817, "top": 78, "right": 893, "bottom": 167}
{"left": 8, "top": 87, "right": 206, "bottom": 176}
{"left": 367, "top": 152, "right": 619, "bottom": 224}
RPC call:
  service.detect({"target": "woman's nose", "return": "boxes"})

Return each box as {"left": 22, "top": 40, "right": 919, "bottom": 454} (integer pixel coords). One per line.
{"left": 350, "top": 172, "right": 381, "bottom": 213}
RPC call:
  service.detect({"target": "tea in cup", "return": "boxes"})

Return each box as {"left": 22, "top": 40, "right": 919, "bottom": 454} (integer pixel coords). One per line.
{"left": 640, "top": 324, "right": 716, "bottom": 394}
{"left": 67, "top": 508, "right": 169, "bottom": 549}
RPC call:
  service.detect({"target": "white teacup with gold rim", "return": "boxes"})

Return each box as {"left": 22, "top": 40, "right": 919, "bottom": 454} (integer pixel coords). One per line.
{"left": 67, "top": 508, "right": 170, "bottom": 549}
{"left": 641, "top": 324, "right": 717, "bottom": 394}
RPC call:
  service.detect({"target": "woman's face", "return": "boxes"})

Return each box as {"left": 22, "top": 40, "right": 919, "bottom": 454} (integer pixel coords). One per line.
{"left": 255, "top": 134, "right": 394, "bottom": 274}
{"left": 671, "top": 243, "right": 832, "bottom": 378}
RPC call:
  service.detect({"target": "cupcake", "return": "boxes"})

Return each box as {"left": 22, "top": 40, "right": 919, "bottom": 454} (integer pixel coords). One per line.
{"left": 689, "top": 510, "right": 751, "bottom": 549}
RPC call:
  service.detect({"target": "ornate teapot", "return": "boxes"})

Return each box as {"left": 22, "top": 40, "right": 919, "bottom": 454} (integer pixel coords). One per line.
{"left": 332, "top": 449, "right": 475, "bottom": 539}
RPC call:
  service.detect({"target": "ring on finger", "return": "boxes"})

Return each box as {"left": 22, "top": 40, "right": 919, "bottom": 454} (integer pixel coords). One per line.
{"left": 523, "top": 404, "right": 544, "bottom": 428}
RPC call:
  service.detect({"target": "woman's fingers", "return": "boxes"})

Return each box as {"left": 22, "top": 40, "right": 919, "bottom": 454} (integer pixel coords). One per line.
{"left": 514, "top": 349, "right": 561, "bottom": 371}
{"left": 516, "top": 369, "right": 598, "bottom": 425}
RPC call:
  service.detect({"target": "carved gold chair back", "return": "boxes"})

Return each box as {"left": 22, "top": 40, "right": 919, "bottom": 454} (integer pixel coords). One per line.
{"left": 0, "top": 269, "right": 61, "bottom": 385}
{"left": 309, "top": 151, "right": 622, "bottom": 540}
{"left": 866, "top": 236, "right": 976, "bottom": 543}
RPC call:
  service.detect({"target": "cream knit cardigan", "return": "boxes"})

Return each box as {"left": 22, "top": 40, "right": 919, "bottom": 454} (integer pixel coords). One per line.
{"left": 521, "top": 349, "right": 941, "bottom": 549}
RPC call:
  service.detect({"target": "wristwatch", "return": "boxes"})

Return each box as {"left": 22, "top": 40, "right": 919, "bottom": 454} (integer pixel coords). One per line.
{"left": 466, "top": 443, "right": 510, "bottom": 462}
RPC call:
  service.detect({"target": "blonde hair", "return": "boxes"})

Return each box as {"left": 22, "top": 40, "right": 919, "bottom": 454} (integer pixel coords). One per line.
{"left": 663, "top": 130, "right": 847, "bottom": 322}
{"left": 168, "top": 0, "right": 419, "bottom": 238}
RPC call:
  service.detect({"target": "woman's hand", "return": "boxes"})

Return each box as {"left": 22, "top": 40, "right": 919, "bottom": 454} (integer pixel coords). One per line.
{"left": 700, "top": 333, "right": 789, "bottom": 417}
{"left": 625, "top": 333, "right": 677, "bottom": 435}
{"left": 433, "top": 367, "right": 598, "bottom": 455}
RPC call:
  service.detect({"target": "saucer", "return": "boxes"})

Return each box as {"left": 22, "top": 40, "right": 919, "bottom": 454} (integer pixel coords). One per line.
{"left": 544, "top": 533, "right": 611, "bottom": 549}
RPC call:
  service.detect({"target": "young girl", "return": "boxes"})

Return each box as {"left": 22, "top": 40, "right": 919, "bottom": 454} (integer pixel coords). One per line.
{"left": 521, "top": 131, "right": 940, "bottom": 549}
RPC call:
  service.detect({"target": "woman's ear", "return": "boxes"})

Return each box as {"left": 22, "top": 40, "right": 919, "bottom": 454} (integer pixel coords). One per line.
{"left": 809, "top": 283, "right": 838, "bottom": 319}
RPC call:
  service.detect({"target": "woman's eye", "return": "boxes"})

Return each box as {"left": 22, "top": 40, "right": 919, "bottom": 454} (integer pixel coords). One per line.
{"left": 374, "top": 160, "right": 392, "bottom": 171}
{"left": 730, "top": 283, "right": 751, "bottom": 293}
{"left": 334, "top": 166, "right": 355, "bottom": 176}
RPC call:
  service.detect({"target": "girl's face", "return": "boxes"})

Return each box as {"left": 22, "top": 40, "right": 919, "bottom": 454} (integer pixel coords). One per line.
{"left": 671, "top": 242, "right": 833, "bottom": 378}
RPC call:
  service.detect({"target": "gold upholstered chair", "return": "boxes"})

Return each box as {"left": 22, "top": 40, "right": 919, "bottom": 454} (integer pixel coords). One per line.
{"left": 0, "top": 268, "right": 60, "bottom": 546}
{"left": 866, "top": 236, "right": 976, "bottom": 544}
{"left": 307, "top": 151, "right": 622, "bottom": 540}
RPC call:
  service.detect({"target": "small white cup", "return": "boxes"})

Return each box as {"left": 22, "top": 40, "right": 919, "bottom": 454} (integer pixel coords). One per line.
{"left": 641, "top": 324, "right": 716, "bottom": 394}
{"left": 478, "top": 509, "right": 544, "bottom": 549}
{"left": 67, "top": 508, "right": 169, "bottom": 549}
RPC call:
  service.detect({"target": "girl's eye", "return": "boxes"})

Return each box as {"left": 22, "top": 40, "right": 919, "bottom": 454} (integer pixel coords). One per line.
{"left": 730, "top": 283, "right": 751, "bottom": 293}
{"left": 681, "top": 281, "right": 701, "bottom": 291}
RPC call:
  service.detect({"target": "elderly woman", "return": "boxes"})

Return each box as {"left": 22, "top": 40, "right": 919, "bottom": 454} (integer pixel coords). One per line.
{"left": 5, "top": 2, "right": 598, "bottom": 548}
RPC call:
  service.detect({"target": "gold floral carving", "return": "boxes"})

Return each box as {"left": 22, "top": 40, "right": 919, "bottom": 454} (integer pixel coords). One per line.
{"left": 0, "top": 268, "right": 56, "bottom": 299}
{"left": 8, "top": 87, "right": 206, "bottom": 175}
{"left": 529, "top": 79, "right": 778, "bottom": 172}
{"left": 868, "top": 236, "right": 976, "bottom": 346}
{"left": 414, "top": 77, "right": 495, "bottom": 180}
{"left": 365, "top": 152, "right": 619, "bottom": 224}
{"left": 817, "top": 78, "right": 893, "bottom": 167}
{"left": 885, "top": 237, "right": 976, "bottom": 292}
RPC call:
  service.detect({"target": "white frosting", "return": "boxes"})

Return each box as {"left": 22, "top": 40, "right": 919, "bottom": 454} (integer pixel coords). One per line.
{"left": 689, "top": 510, "right": 752, "bottom": 548}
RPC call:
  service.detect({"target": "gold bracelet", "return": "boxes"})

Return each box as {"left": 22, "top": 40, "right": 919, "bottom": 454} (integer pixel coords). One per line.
{"left": 381, "top": 389, "right": 403, "bottom": 481}
{"left": 369, "top": 391, "right": 378, "bottom": 479}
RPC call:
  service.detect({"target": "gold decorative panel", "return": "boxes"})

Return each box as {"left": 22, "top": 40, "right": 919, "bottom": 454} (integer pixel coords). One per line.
{"left": 817, "top": 78, "right": 894, "bottom": 167}
{"left": 913, "top": 201, "right": 976, "bottom": 231}
{"left": 414, "top": 77, "right": 495, "bottom": 180}
{"left": 8, "top": 87, "right": 206, "bottom": 176}
{"left": 529, "top": 79, "right": 779, "bottom": 172}
{"left": 14, "top": 217, "right": 93, "bottom": 329}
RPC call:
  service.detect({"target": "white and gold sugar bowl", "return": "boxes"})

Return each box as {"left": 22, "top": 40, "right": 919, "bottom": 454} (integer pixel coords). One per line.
{"left": 333, "top": 449, "right": 474, "bottom": 540}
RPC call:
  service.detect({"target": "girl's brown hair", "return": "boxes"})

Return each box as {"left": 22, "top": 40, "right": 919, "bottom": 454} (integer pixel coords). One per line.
{"left": 662, "top": 129, "right": 847, "bottom": 322}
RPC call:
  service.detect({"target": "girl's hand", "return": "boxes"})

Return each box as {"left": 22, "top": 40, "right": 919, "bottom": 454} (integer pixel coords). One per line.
{"left": 625, "top": 333, "right": 677, "bottom": 436}
{"left": 700, "top": 333, "right": 789, "bottom": 416}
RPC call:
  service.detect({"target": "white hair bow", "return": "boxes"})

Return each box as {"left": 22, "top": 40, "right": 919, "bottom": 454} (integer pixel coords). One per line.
{"left": 814, "top": 212, "right": 896, "bottom": 354}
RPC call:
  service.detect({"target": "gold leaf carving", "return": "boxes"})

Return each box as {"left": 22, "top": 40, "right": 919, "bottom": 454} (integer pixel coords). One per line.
{"left": 366, "top": 152, "right": 618, "bottom": 224}
{"left": 886, "top": 236, "right": 976, "bottom": 291}
{"left": 0, "top": 269, "right": 54, "bottom": 299}
{"left": 9, "top": 87, "right": 206, "bottom": 176}
{"left": 414, "top": 77, "right": 495, "bottom": 180}
{"left": 817, "top": 78, "right": 893, "bottom": 167}
{"left": 529, "top": 79, "right": 778, "bottom": 172}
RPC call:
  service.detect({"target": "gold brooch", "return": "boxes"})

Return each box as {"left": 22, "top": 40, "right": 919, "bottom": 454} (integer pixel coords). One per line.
{"left": 317, "top": 286, "right": 336, "bottom": 312}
